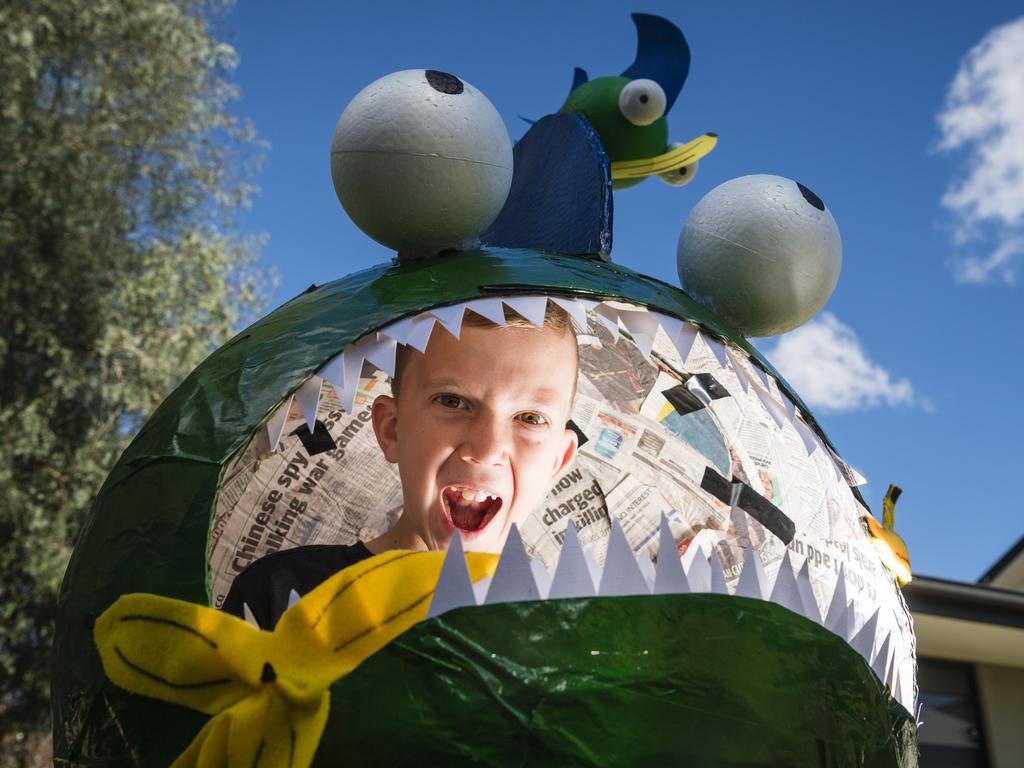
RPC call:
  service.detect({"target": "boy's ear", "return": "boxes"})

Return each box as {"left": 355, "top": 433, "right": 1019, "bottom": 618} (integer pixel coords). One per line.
{"left": 552, "top": 425, "right": 579, "bottom": 479}
{"left": 371, "top": 395, "right": 400, "bottom": 464}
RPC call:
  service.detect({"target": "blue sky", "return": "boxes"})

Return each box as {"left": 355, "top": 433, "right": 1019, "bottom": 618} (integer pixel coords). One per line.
{"left": 223, "top": 1, "right": 1024, "bottom": 583}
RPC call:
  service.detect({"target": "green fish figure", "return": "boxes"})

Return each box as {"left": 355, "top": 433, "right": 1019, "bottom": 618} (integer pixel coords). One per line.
{"left": 559, "top": 13, "right": 717, "bottom": 189}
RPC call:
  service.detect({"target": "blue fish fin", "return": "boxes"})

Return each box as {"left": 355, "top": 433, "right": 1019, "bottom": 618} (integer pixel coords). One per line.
{"left": 481, "top": 113, "right": 613, "bottom": 260}
{"left": 621, "top": 13, "right": 690, "bottom": 112}
{"left": 571, "top": 66, "right": 589, "bottom": 93}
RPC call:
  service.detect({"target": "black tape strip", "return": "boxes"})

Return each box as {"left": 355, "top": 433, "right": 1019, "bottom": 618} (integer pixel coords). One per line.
{"left": 291, "top": 421, "right": 337, "bottom": 456}
{"left": 693, "top": 373, "right": 730, "bottom": 400}
{"left": 566, "top": 418, "right": 589, "bottom": 448}
{"left": 699, "top": 467, "right": 795, "bottom": 544}
{"left": 700, "top": 467, "right": 732, "bottom": 505}
{"left": 738, "top": 484, "right": 796, "bottom": 544}
{"left": 663, "top": 384, "right": 704, "bottom": 416}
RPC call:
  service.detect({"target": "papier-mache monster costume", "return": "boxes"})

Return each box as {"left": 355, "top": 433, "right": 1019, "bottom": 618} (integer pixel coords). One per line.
{"left": 53, "top": 14, "right": 919, "bottom": 767}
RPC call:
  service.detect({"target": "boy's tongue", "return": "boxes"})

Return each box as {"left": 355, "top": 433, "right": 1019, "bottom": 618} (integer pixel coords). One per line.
{"left": 443, "top": 487, "right": 501, "bottom": 532}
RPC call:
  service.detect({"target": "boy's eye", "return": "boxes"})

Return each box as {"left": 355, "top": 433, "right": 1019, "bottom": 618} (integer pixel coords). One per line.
{"left": 516, "top": 411, "right": 548, "bottom": 426}
{"left": 434, "top": 394, "right": 466, "bottom": 409}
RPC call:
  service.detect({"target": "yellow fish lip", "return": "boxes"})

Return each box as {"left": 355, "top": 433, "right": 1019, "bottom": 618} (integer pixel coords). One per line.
{"left": 864, "top": 515, "right": 912, "bottom": 585}
{"left": 610, "top": 133, "right": 718, "bottom": 180}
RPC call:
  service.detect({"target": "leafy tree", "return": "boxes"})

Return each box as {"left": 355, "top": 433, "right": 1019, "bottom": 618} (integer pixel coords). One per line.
{"left": 0, "top": 0, "right": 271, "bottom": 761}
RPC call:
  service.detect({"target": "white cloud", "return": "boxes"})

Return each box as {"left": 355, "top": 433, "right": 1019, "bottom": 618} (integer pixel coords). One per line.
{"left": 761, "top": 313, "right": 913, "bottom": 413}
{"left": 937, "top": 17, "right": 1024, "bottom": 283}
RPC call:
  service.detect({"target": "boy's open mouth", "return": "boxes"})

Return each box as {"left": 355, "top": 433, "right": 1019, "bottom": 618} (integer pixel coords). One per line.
{"left": 441, "top": 486, "right": 503, "bottom": 533}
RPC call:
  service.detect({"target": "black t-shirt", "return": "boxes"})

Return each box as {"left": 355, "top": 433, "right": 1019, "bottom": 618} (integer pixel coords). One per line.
{"left": 221, "top": 542, "right": 374, "bottom": 629}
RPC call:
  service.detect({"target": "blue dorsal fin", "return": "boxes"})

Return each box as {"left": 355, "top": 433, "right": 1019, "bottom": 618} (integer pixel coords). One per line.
{"left": 621, "top": 13, "right": 690, "bottom": 112}
{"left": 481, "top": 113, "right": 612, "bottom": 259}
{"left": 571, "top": 66, "right": 588, "bottom": 94}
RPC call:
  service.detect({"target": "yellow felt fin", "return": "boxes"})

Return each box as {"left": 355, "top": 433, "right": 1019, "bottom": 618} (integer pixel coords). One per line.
{"left": 171, "top": 688, "right": 329, "bottom": 768}
{"left": 275, "top": 550, "right": 499, "bottom": 684}
{"left": 94, "top": 593, "right": 270, "bottom": 714}
{"left": 96, "top": 549, "right": 499, "bottom": 768}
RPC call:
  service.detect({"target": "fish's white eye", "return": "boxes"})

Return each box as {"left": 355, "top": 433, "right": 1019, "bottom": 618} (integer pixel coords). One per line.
{"left": 618, "top": 78, "right": 666, "bottom": 126}
{"left": 660, "top": 157, "right": 699, "bottom": 187}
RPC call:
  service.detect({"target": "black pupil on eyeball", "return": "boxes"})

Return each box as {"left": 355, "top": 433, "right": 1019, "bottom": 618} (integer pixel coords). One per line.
{"left": 425, "top": 70, "right": 464, "bottom": 95}
{"left": 796, "top": 182, "right": 825, "bottom": 211}
{"left": 639, "top": 94, "right": 649, "bottom": 104}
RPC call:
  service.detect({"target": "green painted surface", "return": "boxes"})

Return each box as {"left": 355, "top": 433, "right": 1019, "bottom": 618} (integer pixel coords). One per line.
{"left": 53, "top": 248, "right": 856, "bottom": 762}
{"left": 320, "top": 596, "right": 917, "bottom": 766}
{"left": 559, "top": 76, "right": 668, "bottom": 190}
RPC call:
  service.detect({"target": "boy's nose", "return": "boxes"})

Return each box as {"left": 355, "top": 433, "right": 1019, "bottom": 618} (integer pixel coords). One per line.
{"left": 459, "top": 416, "right": 510, "bottom": 466}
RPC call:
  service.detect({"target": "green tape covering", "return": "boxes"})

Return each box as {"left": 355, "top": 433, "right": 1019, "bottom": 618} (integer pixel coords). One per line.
{"left": 53, "top": 249, "right": 875, "bottom": 763}
{"left": 319, "top": 596, "right": 916, "bottom": 766}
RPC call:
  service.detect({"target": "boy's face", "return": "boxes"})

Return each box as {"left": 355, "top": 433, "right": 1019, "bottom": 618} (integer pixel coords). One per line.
{"left": 372, "top": 322, "right": 578, "bottom": 553}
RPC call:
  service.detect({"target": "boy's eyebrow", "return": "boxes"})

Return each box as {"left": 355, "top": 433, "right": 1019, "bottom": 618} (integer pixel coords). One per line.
{"left": 421, "top": 379, "right": 567, "bottom": 406}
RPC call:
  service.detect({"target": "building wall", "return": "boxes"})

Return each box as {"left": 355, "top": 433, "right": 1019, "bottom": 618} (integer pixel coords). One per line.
{"left": 975, "top": 664, "right": 1024, "bottom": 768}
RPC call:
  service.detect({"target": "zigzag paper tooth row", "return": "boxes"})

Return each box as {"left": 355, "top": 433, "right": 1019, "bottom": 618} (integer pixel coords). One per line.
{"left": 264, "top": 296, "right": 859, "bottom": 483}
{"left": 422, "top": 517, "right": 913, "bottom": 714}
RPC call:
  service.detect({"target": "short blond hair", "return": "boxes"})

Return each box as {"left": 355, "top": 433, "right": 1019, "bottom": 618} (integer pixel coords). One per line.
{"left": 391, "top": 300, "right": 578, "bottom": 400}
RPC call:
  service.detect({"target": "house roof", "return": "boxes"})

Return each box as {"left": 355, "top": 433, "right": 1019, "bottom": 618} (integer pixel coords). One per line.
{"left": 979, "top": 534, "right": 1024, "bottom": 589}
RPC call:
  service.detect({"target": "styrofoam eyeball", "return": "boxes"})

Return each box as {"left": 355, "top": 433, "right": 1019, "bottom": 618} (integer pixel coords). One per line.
{"left": 676, "top": 175, "right": 842, "bottom": 337}
{"left": 618, "top": 78, "right": 666, "bottom": 126}
{"left": 330, "top": 69, "right": 513, "bottom": 255}
{"left": 659, "top": 153, "right": 698, "bottom": 187}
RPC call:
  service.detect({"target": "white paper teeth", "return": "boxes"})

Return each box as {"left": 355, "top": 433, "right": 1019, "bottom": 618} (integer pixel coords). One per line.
{"left": 617, "top": 309, "right": 661, "bottom": 359}
{"left": 287, "top": 589, "right": 301, "bottom": 610}
{"left": 754, "top": 384, "right": 787, "bottom": 430}
{"left": 428, "top": 534, "right": 477, "bottom": 619}
{"left": 780, "top": 392, "right": 797, "bottom": 422}
{"left": 795, "top": 560, "right": 821, "bottom": 624}
{"left": 472, "top": 575, "right": 492, "bottom": 605}
{"left": 654, "top": 313, "right": 683, "bottom": 353}
{"left": 428, "top": 303, "right": 466, "bottom": 340}
{"left": 654, "top": 517, "right": 689, "bottom": 595}
{"left": 599, "top": 520, "right": 651, "bottom": 597}
{"left": 362, "top": 335, "right": 398, "bottom": 379}
{"left": 734, "top": 548, "right": 769, "bottom": 600}
{"left": 824, "top": 564, "right": 850, "bottom": 635}
{"left": 333, "top": 346, "right": 365, "bottom": 415}
{"left": 871, "top": 631, "right": 893, "bottom": 686}
{"left": 463, "top": 297, "right": 507, "bottom": 327}
{"left": 484, "top": 524, "right": 541, "bottom": 605}
{"left": 296, "top": 376, "right": 322, "bottom": 432}
{"left": 725, "top": 348, "right": 751, "bottom": 394}
{"left": 768, "top": 551, "right": 805, "bottom": 616}
{"left": 709, "top": 553, "right": 729, "bottom": 595}
{"left": 703, "top": 334, "right": 730, "bottom": 369}
{"left": 795, "top": 417, "right": 819, "bottom": 456}
{"left": 548, "top": 522, "right": 596, "bottom": 599}
{"left": 404, "top": 315, "right": 437, "bottom": 353}
{"left": 502, "top": 295, "right": 549, "bottom": 328}
{"left": 549, "top": 296, "right": 590, "bottom": 333}
{"left": 317, "top": 352, "right": 345, "bottom": 391}
{"left": 379, "top": 315, "right": 415, "bottom": 346}
{"left": 751, "top": 363, "right": 771, "bottom": 391}
{"left": 685, "top": 549, "right": 712, "bottom": 594}
{"left": 593, "top": 304, "right": 621, "bottom": 342}
{"left": 265, "top": 394, "right": 293, "bottom": 453}
{"left": 530, "top": 557, "right": 552, "bottom": 600}
{"left": 849, "top": 608, "right": 879, "bottom": 661}
{"left": 672, "top": 322, "right": 700, "bottom": 364}
{"left": 242, "top": 602, "right": 260, "bottom": 629}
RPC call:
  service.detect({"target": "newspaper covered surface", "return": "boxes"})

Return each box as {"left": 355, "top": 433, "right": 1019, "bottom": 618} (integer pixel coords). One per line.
{"left": 207, "top": 309, "right": 915, "bottom": 690}
{"left": 209, "top": 374, "right": 402, "bottom": 607}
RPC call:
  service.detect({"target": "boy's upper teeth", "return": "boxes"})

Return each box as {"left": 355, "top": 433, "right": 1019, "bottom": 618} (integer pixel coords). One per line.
{"left": 456, "top": 487, "right": 492, "bottom": 502}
